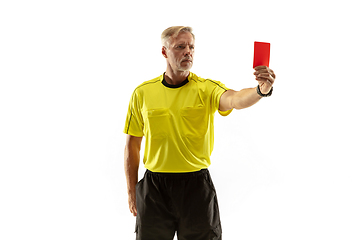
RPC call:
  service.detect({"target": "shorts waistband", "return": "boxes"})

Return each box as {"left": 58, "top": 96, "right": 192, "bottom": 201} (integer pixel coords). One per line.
{"left": 145, "top": 169, "right": 209, "bottom": 178}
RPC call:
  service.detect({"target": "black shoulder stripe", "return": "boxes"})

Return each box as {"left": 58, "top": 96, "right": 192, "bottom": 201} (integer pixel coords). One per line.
{"left": 126, "top": 79, "right": 159, "bottom": 134}
{"left": 208, "top": 79, "right": 227, "bottom": 91}
{"left": 135, "top": 79, "right": 160, "bottom": 91}
{"left": 126, "top": 90, "right": 136, "bottom": 134}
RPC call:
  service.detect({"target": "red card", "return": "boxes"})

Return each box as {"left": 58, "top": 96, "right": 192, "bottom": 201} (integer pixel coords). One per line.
{"left": 253, "top": 41, "right": 270, "bottom": 68}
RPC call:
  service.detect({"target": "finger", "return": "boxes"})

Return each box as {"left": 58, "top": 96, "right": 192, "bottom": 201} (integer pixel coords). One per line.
{"left": 256, "top": 72, "right": 269, "bottom": 76}
{"left": 254, "top": 71, "right": 274, "bottom": 79}
{"left": 268, "top": 69, "right": 276, "bottom": 79}
{"left": 254, "top": 69, "right": 269, "bottom": 74}
{"left": 254, "top": 68, "right": 275, "bottom": 78}
{"left": 256, "top": 76, "right": 274, "bottom": 85}
{"left": 256, "top": 73, "right": 274, "bottom": 80}
{"left": 254, "top": 68, "right": 275, "bottom": 76}
{"left": 131, "top": 206, "right": 137, "bottom": 216}
{"left": 254, "top": 65, "right": 268, "bottom": 71}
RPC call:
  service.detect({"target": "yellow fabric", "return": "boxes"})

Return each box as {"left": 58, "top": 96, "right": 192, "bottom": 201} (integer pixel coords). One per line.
{"left": 124, "top": 72, "right": 232, "bottom": 172}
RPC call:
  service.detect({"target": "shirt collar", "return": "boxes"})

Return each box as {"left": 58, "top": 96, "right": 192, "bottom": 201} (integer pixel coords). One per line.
{"left": 161, "top": 72, "right": 190, "bottom": 88}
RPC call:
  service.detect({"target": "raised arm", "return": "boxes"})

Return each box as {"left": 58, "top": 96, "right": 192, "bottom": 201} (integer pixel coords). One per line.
{"left": 124, "top": 134, "right": 143, "bottom": 216}
{"left": 219, "top": 66, "right": 276, "bottom": 111}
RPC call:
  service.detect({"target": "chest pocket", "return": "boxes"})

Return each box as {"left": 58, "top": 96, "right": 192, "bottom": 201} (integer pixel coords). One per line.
{"left": 180, "top": 106, "right": 208, "bottom": 138}
{"left": 146, "top": 108, "right": 171, "bottom": 139}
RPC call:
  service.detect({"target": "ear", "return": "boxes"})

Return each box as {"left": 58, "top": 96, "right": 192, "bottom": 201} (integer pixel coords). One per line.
{"left": 162, "top": 46, "right": 167, "bottom": 58}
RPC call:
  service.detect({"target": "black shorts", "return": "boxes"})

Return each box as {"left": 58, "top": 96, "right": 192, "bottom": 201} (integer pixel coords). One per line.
{"left": 135, "top": 169, "right": 222, "bottom": 240}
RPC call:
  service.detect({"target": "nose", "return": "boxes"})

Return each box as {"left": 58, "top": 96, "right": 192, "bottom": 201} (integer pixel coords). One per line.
{"left": 184, "top": 45, "right": 192, "bottom": 56}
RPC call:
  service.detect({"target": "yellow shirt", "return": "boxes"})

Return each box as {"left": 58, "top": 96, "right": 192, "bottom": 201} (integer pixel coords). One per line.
{"left": 124, "top": 72, "right": 232, "bottom": 172}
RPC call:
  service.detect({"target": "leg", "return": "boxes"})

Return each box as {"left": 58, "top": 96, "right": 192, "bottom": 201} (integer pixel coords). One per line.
{"left": 176, "top": 170, "right": 222, "bottom": 240}
{"left": 135, "top": 224, "right": 176, "bottom": 240}
{"left": 135, "top": 171, "right": 177, "bottom": 240}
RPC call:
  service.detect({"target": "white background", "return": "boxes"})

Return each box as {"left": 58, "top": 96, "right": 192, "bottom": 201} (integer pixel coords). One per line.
{"left": 1, "top": 0, "right": 359, "bottom": 239}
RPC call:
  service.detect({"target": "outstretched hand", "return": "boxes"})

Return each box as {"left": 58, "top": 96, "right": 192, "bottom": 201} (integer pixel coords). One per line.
{"left": 254, "top": 66, "right": 276, "bottom": 94}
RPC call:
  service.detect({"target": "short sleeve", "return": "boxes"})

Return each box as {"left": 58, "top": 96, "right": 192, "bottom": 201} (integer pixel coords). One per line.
{"left": 124, "top": 90, "right": 144, "bottom": 137}
{"left": 210, "top": 80, "right": 233, "bottom": 116}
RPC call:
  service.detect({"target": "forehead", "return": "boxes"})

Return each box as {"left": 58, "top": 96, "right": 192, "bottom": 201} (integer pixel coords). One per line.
{"left": 171, "top": 31, "right": 194, "bottom": 45}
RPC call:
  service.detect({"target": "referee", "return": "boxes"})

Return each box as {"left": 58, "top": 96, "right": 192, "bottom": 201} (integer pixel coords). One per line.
{"left": 124, "top": 26, "right": 276, "bottom": 240}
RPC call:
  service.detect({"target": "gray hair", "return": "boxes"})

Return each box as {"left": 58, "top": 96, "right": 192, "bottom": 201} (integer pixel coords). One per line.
{"left": 161, "top": 26, "right": 195, "bottom": 48}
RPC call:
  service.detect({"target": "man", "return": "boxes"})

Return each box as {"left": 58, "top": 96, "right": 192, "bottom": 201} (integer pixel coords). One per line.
{"left": 124, "top": 26, "right": 276, "bottom": 240}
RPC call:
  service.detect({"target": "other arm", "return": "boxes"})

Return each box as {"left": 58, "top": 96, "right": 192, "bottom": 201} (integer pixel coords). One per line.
{"left": 124, "top": 134, "right": 143, "bottom": 216}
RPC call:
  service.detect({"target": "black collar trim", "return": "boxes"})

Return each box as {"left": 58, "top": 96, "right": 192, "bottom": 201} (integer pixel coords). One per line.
{"left": 162, "top": 73, "right": 189, "bottom": 88}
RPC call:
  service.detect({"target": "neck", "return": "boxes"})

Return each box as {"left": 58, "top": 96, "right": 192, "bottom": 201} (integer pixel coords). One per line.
{"left": 164, "top": 66, "right": 189, "bottom": 85}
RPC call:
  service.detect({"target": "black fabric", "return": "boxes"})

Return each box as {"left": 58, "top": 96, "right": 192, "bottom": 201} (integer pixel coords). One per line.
{"left": 135, "top": 169, "right": 222, "bottom": 240}
{"left": 161, "top": 73, "right": 189, "bottom": 88}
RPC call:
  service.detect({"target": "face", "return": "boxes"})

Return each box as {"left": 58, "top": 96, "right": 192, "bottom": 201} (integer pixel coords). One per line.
{"left": 162, "top": 31, "right": 195, "bottom": 72}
